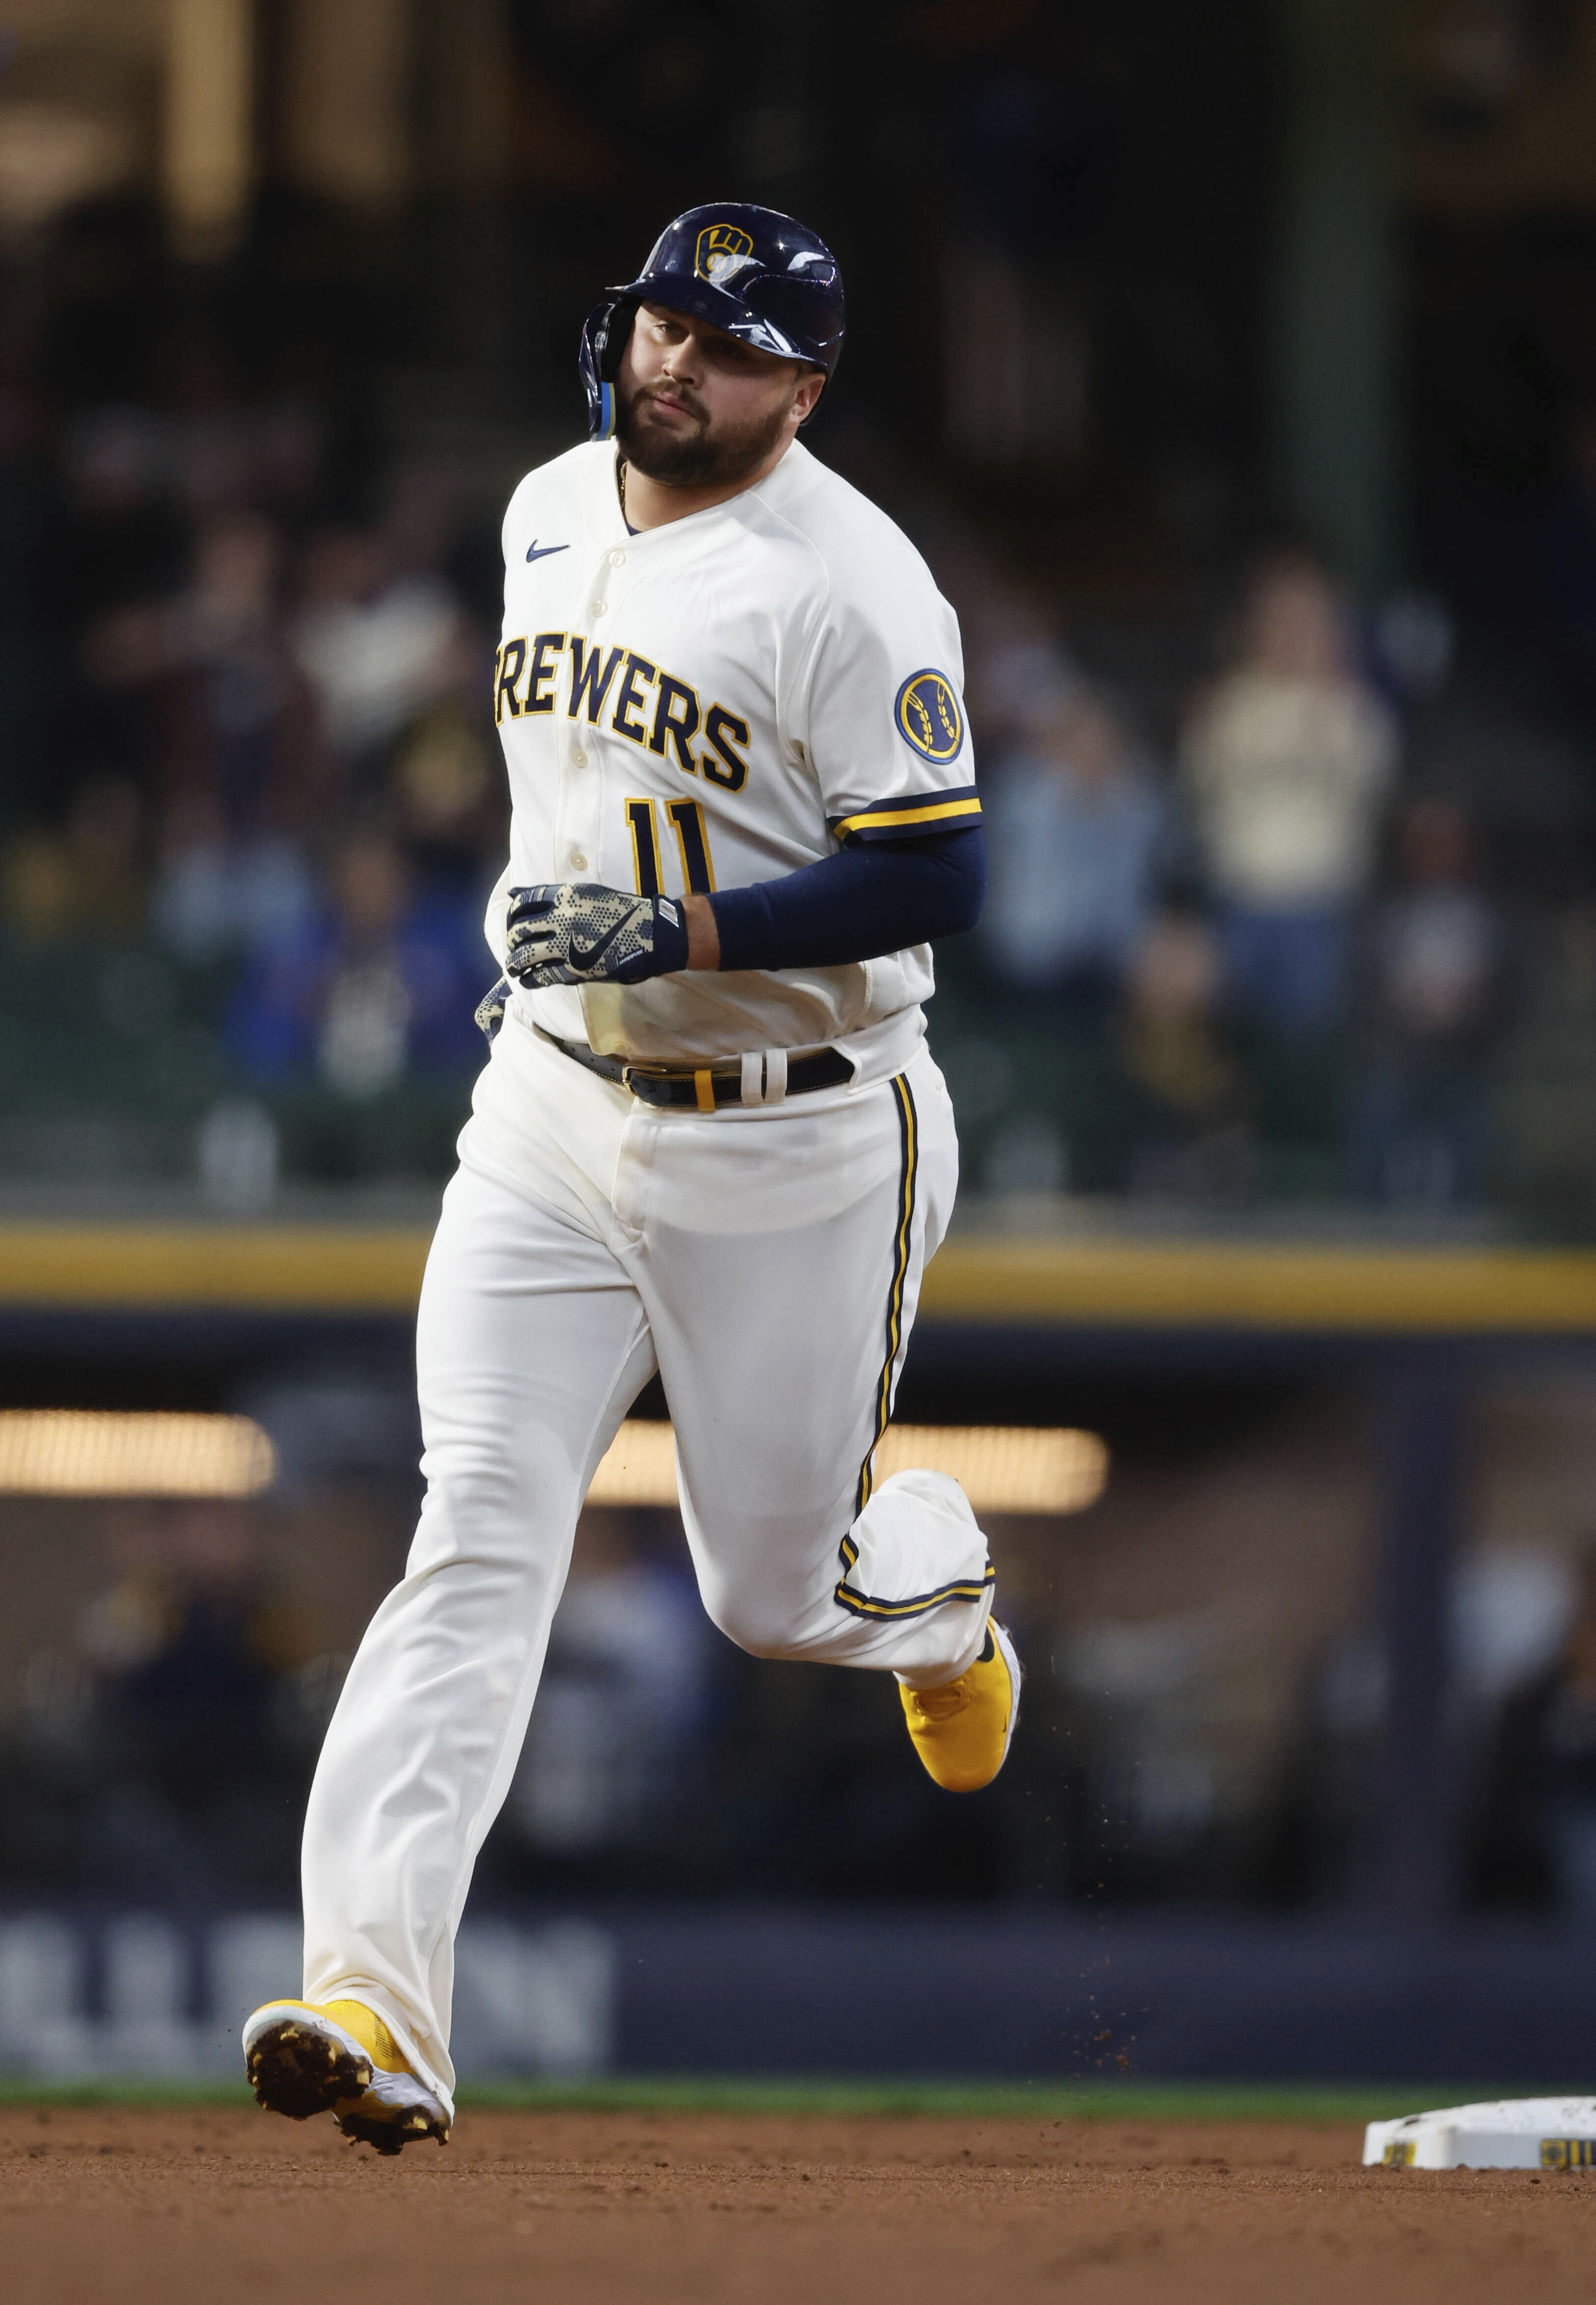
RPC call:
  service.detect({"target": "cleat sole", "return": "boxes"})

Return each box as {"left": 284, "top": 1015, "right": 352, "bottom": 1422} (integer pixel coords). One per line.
{"left": 336, "top": 2106, "right": 449, "bottom": 2153}
{"left": 243, "top": 2003, "right": 452, "bottom": 2152}
{"left": 246, "top": 2016, "right": 374, "bottom": 2123}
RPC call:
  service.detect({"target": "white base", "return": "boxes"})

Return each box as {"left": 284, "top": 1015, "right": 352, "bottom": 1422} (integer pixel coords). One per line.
{"left": 1365, "top": 2097, "right": 1596, "bottom": 2169}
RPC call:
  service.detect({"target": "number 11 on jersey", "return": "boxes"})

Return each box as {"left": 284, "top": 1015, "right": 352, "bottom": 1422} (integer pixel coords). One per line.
{"left": 625, "top": 799, "right": 717, "bottom": 895}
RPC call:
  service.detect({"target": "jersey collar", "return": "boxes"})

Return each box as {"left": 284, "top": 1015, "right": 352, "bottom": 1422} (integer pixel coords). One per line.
{"left": 596, "top": 436, "right": 809, "bottom": 542}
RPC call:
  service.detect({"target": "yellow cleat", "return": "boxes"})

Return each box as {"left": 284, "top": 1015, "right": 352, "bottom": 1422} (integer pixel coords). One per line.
{"left": 900, "top": 1619, "right": 1022, "bottom": 1793}
{"left": 242, "top": 1997, "right": 450, "bottom": 2155}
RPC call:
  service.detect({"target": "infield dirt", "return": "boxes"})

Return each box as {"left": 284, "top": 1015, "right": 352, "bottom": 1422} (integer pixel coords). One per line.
{"left": 4, "top": 2102, "right": 1592, "bottom": 2302}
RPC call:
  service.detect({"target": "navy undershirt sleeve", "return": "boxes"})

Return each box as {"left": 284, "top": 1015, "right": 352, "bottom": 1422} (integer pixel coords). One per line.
{"left": 707, "top": 825, "right": 985, "bottom": 973}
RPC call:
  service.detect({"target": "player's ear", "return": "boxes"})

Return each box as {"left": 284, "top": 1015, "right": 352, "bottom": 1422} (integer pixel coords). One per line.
{"left": 793, "top": 368, "right": 826, "bottom": 422}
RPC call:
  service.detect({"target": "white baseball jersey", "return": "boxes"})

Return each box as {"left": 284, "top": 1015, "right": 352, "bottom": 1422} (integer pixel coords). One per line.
{"left": 486, "top": 436, "right": 979, "bottom": 1066}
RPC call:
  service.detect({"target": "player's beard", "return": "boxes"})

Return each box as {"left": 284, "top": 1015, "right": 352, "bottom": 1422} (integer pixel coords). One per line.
{"left": 618, "top": 380, "right": 793, "bottom": 489}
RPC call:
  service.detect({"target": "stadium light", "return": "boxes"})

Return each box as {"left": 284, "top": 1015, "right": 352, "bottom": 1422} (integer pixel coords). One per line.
{"left": 587, "top": 1423, "right": 1108, "bottom": 1515}
{"left": 0, "top": 1410, "right": 275, "bottom": 1498}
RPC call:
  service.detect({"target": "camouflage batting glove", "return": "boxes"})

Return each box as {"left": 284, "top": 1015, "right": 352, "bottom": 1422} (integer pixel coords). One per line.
{"left": 504, "top": 883, "right": 690, "bottom": 988}
{"left": 474, "top": 975, "right": 511, "bottom": 1043}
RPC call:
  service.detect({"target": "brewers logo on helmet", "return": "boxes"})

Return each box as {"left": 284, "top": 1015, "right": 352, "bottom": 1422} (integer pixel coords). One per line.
{"left": 695, "top": 223, "right": 756, "bottom": 283}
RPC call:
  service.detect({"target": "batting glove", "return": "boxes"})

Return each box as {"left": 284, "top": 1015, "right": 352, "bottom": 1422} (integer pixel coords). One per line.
{"left": 475, "top": 975, "right": 511, "bottom": 1043}
{"left": 504, "top": 883, "right": 690, "bottom": 988}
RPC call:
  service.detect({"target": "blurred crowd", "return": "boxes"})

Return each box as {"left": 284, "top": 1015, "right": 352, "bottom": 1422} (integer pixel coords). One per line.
{"left": 0, "top": 361, "right": 504, "bottom": 1193}
{"left": 957, "top": 545, "right": 1536, "bottom": 1215}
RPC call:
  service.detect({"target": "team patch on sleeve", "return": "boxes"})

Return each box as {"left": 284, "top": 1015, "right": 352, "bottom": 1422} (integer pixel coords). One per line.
{"left": 894, "top": 669, "right": 964, "bottom": 763}
{"left": 828, "top": 785, "right": 981, "bottom": 843}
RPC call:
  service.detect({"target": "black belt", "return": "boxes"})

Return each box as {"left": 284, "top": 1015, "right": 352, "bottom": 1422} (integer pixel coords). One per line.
{"left": 534, "top": 1025, "right": 853, "bottom": 1109}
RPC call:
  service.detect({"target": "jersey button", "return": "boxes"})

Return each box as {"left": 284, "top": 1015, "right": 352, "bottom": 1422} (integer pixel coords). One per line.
{"left": 570, "top": 748, "right": 586, "bottom": 767}
{"left": 608, "top": 549, "right": 626, "bottom": 567}
{"left": 591, "top": 600, "right": 606, "bottom": 618}
{"left": 569, "top": 851, "right": 588, "bottom": 871}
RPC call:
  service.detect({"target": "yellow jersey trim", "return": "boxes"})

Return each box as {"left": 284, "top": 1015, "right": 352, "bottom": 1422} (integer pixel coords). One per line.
{"left": 831, "top": 796, "right": 983, "bottom": 838}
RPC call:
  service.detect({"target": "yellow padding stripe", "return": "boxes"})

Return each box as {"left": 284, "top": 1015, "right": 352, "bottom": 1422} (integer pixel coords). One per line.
{"left": 831, "top": 796, "right": 983, "bottom": 837}
{"left": 3, "top": 1226, "right": 1596, "bottom": 1335}
{"left": 0, "top": 1226, "right": 433, "bottom": 1311}
{"left": 917, "top": 1240, "right": 1596, "bottom": 1334}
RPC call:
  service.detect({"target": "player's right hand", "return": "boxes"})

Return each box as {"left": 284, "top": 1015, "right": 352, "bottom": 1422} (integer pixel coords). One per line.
{"left": 504, "top": 882, "right": 689, "bottom": 988}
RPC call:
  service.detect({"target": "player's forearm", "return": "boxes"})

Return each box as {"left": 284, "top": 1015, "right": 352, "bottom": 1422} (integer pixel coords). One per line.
{"left": 494, "top": 831, "right": 984, "bottom": 1003}
{"left": 682, "top": 892, "right": 721, "bottom": 969}
{"left": 699, "top": 827, "right": 985, "bottom": 973}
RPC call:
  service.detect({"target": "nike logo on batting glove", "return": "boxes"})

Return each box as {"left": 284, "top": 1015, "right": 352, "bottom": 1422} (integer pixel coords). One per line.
{"left": 505, "top": 884, "right": 690, "bottom": 988}
{"left": 567, "top": 920, "right": 627, "bottom": 973}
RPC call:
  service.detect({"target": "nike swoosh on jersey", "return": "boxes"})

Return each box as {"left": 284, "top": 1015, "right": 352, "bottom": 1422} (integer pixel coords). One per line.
{"left": 568, "top": 920, "right": 628, "bottom": 972}
{"left": 525, "top": 540, "right": 569, "bottom": 562}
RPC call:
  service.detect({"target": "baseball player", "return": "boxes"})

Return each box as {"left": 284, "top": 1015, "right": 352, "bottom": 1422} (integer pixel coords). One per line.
{"left": 243, "top": 204, "right": 1020, "bottom": 2152}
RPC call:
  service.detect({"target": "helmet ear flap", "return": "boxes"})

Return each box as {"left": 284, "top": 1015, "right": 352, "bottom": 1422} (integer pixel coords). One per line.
{"left": 580, "top": 296, "right": 637, "bottom": 441}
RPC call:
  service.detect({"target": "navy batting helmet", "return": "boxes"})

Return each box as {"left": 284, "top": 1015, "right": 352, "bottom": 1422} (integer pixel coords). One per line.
{"left": 580, "top": 202, "right": 845, "bottom": 441}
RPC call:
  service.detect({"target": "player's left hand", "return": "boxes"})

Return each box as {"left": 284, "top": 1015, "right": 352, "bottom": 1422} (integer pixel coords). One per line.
{"left": 505, "top": 882, "right": 691, "bottom": 988}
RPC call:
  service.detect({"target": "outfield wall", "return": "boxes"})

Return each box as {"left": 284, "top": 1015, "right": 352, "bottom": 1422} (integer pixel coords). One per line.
{"left": 2, "top": 1905, "right": 1592, "bottom": 2089}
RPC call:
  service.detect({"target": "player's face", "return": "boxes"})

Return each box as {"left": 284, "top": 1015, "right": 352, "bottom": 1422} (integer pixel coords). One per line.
{"left": 616, "top": 303, "right": 823, "bottom": 488}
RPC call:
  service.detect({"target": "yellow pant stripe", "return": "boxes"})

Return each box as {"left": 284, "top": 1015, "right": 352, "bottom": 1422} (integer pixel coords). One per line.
{"left": 851, "top": 1075, "right": 918, "bottom": 1521}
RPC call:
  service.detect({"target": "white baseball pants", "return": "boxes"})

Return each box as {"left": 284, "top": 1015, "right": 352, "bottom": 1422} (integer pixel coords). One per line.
{"left": 299, "top": 1014, "right": 993, "bottom": 2106}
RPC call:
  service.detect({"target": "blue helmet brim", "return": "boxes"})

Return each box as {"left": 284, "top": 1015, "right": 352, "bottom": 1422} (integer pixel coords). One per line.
{"left": 614, "top": 274, "right": 832, "bottom": 373}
